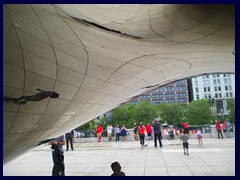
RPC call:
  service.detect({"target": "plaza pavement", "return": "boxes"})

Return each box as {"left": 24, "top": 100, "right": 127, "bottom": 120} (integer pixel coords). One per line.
{"left": 3, "top": 137, "right": 235, "bottom": 176}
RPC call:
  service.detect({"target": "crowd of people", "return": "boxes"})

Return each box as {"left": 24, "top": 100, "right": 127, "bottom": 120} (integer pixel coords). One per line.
{"left": 48, "top": 118, "right": 233, "bottom": 176}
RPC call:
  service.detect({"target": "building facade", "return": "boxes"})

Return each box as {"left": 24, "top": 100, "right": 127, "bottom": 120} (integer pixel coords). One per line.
{"left": 129, "top": 79, "right": 189, "bottom": 105}
{"left": 191, "top": 73, "right": 235, "bottom": 116}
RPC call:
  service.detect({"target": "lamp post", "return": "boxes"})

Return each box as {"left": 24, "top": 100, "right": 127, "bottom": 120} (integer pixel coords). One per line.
{"left": 208, "top": 96, "right": 215, "bottom": 123}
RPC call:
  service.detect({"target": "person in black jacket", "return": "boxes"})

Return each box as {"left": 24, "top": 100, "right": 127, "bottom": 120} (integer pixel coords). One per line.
{"left": 152, "top": 119, "right": 163, "bottom": 148}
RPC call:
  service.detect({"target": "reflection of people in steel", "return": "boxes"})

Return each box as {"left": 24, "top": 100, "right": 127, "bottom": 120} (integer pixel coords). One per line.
{"left": 4, "top": 88, "right": 59, "bottom": 104}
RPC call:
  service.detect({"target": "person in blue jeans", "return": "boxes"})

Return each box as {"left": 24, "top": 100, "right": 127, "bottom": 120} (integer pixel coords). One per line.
{"left": 49, "top": 135, "right": 65, "bottom": 176}
{"left": 226, "top": 119, "right": 231, "bottom": 138}
{"left": 115, "top": 125, "right": 121, "bottom": 142}
{"left": 152, "top": 119, "right": 163, "bottom": 148}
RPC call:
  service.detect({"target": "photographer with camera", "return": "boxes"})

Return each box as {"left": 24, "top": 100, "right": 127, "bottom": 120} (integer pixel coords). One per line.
{"left": 48, "top": 135, "right": 65, "bottom": 176}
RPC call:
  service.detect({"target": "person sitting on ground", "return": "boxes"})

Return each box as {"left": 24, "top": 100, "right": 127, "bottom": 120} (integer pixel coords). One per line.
{"left": 111, "top": 161, "right": 126, "bottom": 176}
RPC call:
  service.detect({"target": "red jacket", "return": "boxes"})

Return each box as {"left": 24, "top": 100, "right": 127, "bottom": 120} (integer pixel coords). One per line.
{"left": 183, "top": 122, "right": 189, "bottom": 129}
{"left": 146, "top": 124, "right": 152, "bottom": 133}
{"left": 138, "top": 125, "right": 145, "bottom": 135}
{"left": 215, "top": 123, "right": 221, "bottom": 130}
{"left": 96, "top": 125, "right": 102, "bottom": 134}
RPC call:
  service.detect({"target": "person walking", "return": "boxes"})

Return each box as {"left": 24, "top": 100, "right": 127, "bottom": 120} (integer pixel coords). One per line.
{"left": 115, "top": 125, "right": 121, "bottom": 142}
{"left": 215, "top": 120, "right": 224, "bottom": 138}
{"left": 226, "top": 119, "right": 231, "bottom": 138}
{"left": 138, "top": 122, "right": 146, "bottom": 148}
{"left": 65, "top": 131, "right": 74, "bottom": 151}
{"left": 152, "top": 119, "right": 163, "bottom": 148}
{"left": 48, "top": 135, "right": 65, "bottom": 176}
{"left": 96, "top": 123, "right": 103, "bottom": 142}
{"left": 180, "top": 131, "right": 189, "bottom": 155}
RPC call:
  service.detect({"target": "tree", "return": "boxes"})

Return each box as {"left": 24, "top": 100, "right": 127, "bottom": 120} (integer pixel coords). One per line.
{"left": 132, "top": 101, "right": 158, "bottom": 125}
{"left": 186, "top": 99, "right": 212, "bottom": 125}
{"left": 227, "top": 99, "right": 235, "bottom": 124}
{"left": 158, "top": 103, "right": 187, "bottom": 125}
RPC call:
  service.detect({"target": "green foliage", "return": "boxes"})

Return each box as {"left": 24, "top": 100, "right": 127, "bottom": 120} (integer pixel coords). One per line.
{"left": 227, "top": 99, "right": 235, "bottom": 123}
{"left": 158, "top": 103, "right": 187, "bottom": 125}
{"left": 186, "top": 99, "right": 212, "bottom": 125}
{"left": 132, "top": 101, "right": 158, "bottom": 125}
{"left": 76, "top": 98, "right": 235, "bottom": 131}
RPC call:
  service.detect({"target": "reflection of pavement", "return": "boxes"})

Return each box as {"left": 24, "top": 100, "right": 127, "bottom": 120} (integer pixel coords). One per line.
{"left": 3, "top": 138, "right": 235, "bottom": 176}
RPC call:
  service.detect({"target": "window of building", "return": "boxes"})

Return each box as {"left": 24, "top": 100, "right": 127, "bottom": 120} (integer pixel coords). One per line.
{"left": 225, "top": 86, "right": 228, "bottom": 91}
{"left": 226, "top": 93, "right": 229, "bottom": 98}
{"left": 214, "top": 86, "right": 217, "bottom": 91}
{"left": 206, "top": 80, "right": 210, "bottom": 85}
{"left": 206, "top": 75, "right": 209, "bottom": 78}
{"left": 224, "top": 79, "right": 228, "bottom": 84}
{"left": 224, "top": 74, "right": 226, "bottom": 77}
{"left": 195, "top": 81, "right": 198, "bottom": 86}
{"left": 228, "top": 78, "right": 231, "bottom": 84}
{"left": 196, "top": 87, "right": 199, "bottom": 93}
{"left": 204, "top": 87, "right": 207, "bottom": 92}
{"left": 229, "top": 85, "right": 232, "bottom": 91}
{"left": 217, "top": 75, "right": 220, "bottom": 77}
{"left": 219, "top": 93, "right": 222, "bottom": 98}
{"left": 218, "top": 86, "right": 221, "bottom": 91}
{"left": 215, "top": 93, "right": 218, "bottom": 98}
{"left": 207, "top": 87, "right": 210, "bottom": 92}
{"left": 204, "top": 94, "right": 208, "bottom": 99}
{"left": 230, "top": 92, "right": 233, "bottom": 97}
{"left": 217, "top": 79, "right": 221, "bottom": 84}
{"left": 213, "top": 79, "right": 217, "bottom": 85}
{"left": 203, "top": 80, "right": 206, "bottom": 85}
{"left": 196, "top": 94, "right": 199, "bottom": 99}
{"left": 213, "top": 75, "right": 215, "bottom": 78}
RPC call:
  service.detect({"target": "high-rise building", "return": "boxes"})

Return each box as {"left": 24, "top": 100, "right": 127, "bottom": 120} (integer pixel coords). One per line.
{"left": 191, "top": 73, "right": 235, "bottom": 100}
{"left": 129, "top": 79, "right": 189, "bottom": 105}
{"left": 191, "top": 73, "right": 235, "bottom": 116}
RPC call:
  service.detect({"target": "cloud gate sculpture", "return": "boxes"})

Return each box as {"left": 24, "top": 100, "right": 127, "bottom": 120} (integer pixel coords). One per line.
{"left": 3, "top": 4, "right": 235, "bottom": 164}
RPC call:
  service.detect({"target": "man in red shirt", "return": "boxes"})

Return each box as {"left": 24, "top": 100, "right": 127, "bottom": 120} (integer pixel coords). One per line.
{"left": 96, "top": 123, "right": 103, "bottom": 142}
{"left": 182, "top": 121, "right": 189, "bottom": 134}
{"left": 146, "top": 123, "right": 152, "bottom": 140}
{"left": 215, "top": 120, "right": 224, "bottom": 138}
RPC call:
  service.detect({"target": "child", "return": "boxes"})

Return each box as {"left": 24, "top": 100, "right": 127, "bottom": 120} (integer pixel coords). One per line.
{"left": 180, "top": 131, "right": 189, "bottom": 155}
{"left": 197, "top": 129, "right": 203, "bottom": 144}
{"left": 111, "top": 161, "right": 126, "bottom": 176}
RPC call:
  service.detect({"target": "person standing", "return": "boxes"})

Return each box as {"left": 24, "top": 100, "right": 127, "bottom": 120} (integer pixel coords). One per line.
{"left": 138, "top": 122, "right": 146, "bottom": 148}
{"left": 96, "top": 123, "right": 103, "bottom": 142}
{"left": 120, "top": 125, "right": 127, "bottom": 141}
{"left": 146, "top": 123, "right": 152, "bottom": 140}
{"left": 215, "top": 120, "right": 224, "bottom": 138}
{"left": 222, "top": 120, "right": 227, "bottom": 133}
{"left": 152, "top": 119, "right": 163, "bottom": 148}
{"left": 65, "top": 131, "right": 74, "bottom": 151}
{"left": 133, "top": 122, "right": 139, "bottom": 140}
{"left": 106, "top": 124, "right": 114, "bottom": 141}
{"left": 226, "top": 119, "right": 231, "bottom": 138}
{"left": 115, "top": 125, "right": 121, "bottom": 142}
{"left": 182, "top": 121, "right": 189, "bottom": 134}
{"left": 180, "top": 131, "right": 189, "bottom": 155}
{"left": 49, "top": 135, "right": 65, "bottom": 176}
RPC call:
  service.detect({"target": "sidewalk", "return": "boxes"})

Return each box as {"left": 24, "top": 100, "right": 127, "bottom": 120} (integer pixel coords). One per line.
{"left": 3, "top": 137, "right": 235, "bottom": 176}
